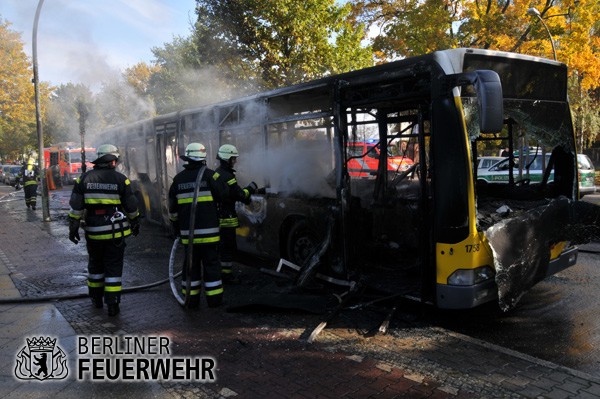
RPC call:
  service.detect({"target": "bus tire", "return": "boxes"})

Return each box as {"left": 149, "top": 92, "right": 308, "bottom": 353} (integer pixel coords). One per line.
{"left": 285, "top": 219, "right": 319, "bottom": 267}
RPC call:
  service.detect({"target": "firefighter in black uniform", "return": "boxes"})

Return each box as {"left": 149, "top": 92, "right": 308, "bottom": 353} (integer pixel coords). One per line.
{"left": 19, "top": 158, "right": 39, "bottom": 210}
{"left": 168, "top": 142, "right": 227, "bottom": 308}
{"left": 68, "top": 144, "right": 140, "bottom": 316}
{"left": 213, "top": 144, "right": 257, "bottom": 282}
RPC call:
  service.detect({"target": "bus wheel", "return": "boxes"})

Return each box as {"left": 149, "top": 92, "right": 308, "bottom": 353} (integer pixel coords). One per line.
{"left": 285, "top": 220, "right": 319, "bottom": 267}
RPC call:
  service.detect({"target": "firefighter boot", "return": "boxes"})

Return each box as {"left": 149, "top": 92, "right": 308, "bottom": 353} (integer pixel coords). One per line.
{"left": 91, "top": 296, "right": 103, "bottom": 309}
{"left": 186, "top": 295, "right": 200, "bottom": 310}
{"left": 107, "top": 303, "right": 120, "bottom": 316}
{"left": 206, "top": 295, "right": 223, "bottom": 308}
{"left": 222, "top": 273, "right": 241, "bottom": 285}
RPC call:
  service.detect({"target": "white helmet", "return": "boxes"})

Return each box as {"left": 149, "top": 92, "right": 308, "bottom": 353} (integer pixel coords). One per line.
{"left": 184, "top": 142, "right": 207, "bottom": 161}
{"left": 93, "top": 144, "right": 120, "bottom": 164}
{"left": 217, "top": 144, "right": 239, "bottom": 161}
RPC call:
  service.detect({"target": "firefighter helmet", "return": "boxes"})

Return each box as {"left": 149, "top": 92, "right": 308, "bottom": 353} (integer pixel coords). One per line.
{"left": 217, "top": 144, "right": 239, "bottom": 161}
{"left": 27, "top": 158, "right": 35, "bottom": 165}
{"left": 184, "top": 142, "right": 207, "bottom": 162}
{"left": 93, "top": 144, "right": 120, "bottom": 164}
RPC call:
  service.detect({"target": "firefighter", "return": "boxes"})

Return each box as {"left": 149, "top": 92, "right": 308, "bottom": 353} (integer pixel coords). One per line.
{"left": 168, "top": 142, "right": 227, "bottom": 308}
{"left": 213, "top": 144, "right": 257, "bottom": 282}
{"left": 19, "top": 158, "right": 39, "bottom": 209}
{"left": 68, "top": 144, "right": 140, "bottom": 317}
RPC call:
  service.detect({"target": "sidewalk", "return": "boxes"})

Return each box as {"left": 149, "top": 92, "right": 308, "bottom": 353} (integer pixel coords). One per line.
{"left": 1, "top": 188, "right": 600, "bottom": 398}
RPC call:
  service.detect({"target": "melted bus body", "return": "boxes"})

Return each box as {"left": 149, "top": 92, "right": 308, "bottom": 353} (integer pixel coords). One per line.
{"left": 99, "top": 48, "right": 582, "bottom": 310}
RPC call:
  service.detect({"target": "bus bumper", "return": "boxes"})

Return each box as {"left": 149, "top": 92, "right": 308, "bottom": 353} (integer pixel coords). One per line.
{"left": 436, "top": 279, "right": 497, "bottom": 309}
{"left": 545, "top": 246, "right": 578, "bottom": 277}
{"left": 436, "top": 247, "right": 578, "bottom": 310}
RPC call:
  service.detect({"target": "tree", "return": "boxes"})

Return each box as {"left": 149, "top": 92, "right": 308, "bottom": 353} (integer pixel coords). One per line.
{"left": 0, "top": 18, "right": 50, "bottom": 161}
{"left": 191, "top": 0, "right": 373, "bottom": 89}
{"left": 148, "top": 35, "right": 232, "bottom": 114}
{"left": 352, "top": 0, "right": 600, "bottom": 149}
{"left": 44, "top": 83, "right": 94, "bottom": 144}
{"left": 147, "top": 1, "right": 372, "bottom": 114}
{"left": 124, "top": 62, "right": 162, "bottom": 99}
{"left": 94, "top": 75, "right": 155, "bottom": 129}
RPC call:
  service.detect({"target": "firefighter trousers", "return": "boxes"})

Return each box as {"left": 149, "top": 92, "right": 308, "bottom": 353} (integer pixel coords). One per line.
{"left": 181, "top": 243, "right": 223, "bottom": 307}
{"left": 24, "top": 184, "right": 37, "bottom": 208}
{"left": 219, "top": 226, "right": 237, "bottom": 276}
{"left": 86, "top": 238, "right": 126, "bottom": 305}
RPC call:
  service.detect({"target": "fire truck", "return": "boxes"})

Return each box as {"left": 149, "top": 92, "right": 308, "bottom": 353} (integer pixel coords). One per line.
{"left": 347, "top": 139, "right": 415, "bottom": 178}
{"left": 43, "top": 142, "right": 96, "bottom": 185}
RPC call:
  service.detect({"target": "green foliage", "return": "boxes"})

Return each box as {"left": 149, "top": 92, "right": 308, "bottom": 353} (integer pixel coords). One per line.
{"left": 4, "top": 2, "right": 598, "bottom": 151}
{"left": 352, "top": 0, "right": 600, "bottom": 149}
{"left": 207, "top": 4, "right": 366, "bottom": 84}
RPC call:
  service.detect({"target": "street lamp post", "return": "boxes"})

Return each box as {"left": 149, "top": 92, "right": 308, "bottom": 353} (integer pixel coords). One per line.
{"left": 527, "top": 7, "right": 558, "bottom": 61}
{"left": 33, "top": 0, "right": 51, "bottom": 222}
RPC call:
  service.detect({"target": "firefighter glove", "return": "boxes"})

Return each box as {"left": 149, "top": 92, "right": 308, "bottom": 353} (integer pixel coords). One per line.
{"left": 246, "top": 181, "right": 258, "bottom": 194}
{"left": 130, "top": 217, "right": 140, "bottom": 237}
{"left": 69, "top": 218, "right": 81, "bottom": 244}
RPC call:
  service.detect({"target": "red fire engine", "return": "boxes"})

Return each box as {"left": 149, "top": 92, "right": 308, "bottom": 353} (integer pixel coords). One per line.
{"left": 43, "top": 142, "right": 96, "bottom": 185}
{"left": 347, "top": 140, "right": 414, "bottom": 178}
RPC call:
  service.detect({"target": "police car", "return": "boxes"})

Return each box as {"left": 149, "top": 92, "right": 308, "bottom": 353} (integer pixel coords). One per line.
{"left": 477, "top": 155, "right": 552, "bottom": 184}
{"left": 577, "top": 153, "right": 596, "bottom": 196}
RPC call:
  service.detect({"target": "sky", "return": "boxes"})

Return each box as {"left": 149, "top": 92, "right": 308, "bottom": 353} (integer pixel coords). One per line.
{"left": 0, "top": 0, "right": 196, "bottom": 87}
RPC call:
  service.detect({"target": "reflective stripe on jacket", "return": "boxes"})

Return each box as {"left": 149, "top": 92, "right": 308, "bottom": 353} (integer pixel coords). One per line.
{"left": 68, "top": 165, "right": 139, "bottom": 240}
{"left": 214, "top": 162, "right": 251, "bottom": 228}
{"left": 168, "top": 162, "right": 226, "bottom": 245}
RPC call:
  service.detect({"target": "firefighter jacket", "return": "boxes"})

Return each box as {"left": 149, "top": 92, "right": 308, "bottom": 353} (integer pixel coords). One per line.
{"left": 68, "top": 165, "right": 140, "bottom": 241}
{"left": 214, "top": 162, "right": 252, "bottom": 228}
{"left": 168, "top": 162, "right": 226, "bottom": 245}
{"left": 19, "top": 164, "right": 39, "bottom": 187}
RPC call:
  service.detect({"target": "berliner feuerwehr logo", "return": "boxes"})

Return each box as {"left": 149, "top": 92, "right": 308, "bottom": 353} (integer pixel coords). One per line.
{"left": 15, "top": 336, "right": 68, "bottom": 380}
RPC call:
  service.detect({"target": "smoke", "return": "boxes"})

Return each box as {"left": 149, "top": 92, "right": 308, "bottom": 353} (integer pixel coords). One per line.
{"left": 235, "top": 135, "right": 336, "bottom": 199}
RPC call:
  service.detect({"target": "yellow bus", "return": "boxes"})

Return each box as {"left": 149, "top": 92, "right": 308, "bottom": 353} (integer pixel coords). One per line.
{"left": 100, "top": 48, "right": 583, "bottom": 310}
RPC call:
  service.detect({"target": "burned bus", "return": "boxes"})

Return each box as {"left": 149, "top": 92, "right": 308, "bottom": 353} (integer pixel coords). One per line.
{"left": 99, "top": 48, "right": 588, "bottom": 311}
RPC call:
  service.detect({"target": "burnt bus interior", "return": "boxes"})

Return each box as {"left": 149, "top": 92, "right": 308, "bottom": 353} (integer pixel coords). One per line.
{"left": 224, "top": 67, "right": 436, "bottom": 301}
{"left": 99, "top": 59, "right": 442, "bottom": 303}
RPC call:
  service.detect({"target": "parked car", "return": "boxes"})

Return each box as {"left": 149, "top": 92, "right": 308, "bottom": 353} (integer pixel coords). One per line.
{"left": 2, "top": 165, "right": 13, "bottom": 184}
{"left": 477, "top": 156, "right": 504, "bottom": 171}
{"left": 477, "top": 155, "right": 552, "bottom": 184}
{"left": 0, "top": 164, "right": 4, "bottom": 182}
{"left": 5, "top": 165, "right": 22, "bottom": 186}
{"left": 577, "top": 153, "right": 596, "bottom": 196}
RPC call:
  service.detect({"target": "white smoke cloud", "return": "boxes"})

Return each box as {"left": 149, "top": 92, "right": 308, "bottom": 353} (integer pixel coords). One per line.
{"left": 236, "top": 137, "right": 336, "bottom": 199}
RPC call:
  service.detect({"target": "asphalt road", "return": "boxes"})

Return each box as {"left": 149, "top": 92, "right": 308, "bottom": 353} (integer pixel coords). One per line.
{"left": 2, "top": 183, "right": 600, "bottom": 379}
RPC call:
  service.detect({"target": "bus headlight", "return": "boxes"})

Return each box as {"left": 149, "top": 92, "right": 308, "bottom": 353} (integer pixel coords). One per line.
{"left": 447, "top": 265, "right": 495, "bottom": 286}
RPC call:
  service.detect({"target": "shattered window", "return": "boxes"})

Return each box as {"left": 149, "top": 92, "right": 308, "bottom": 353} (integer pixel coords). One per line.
{"left": 462, "top": 93, "right": 580, "bottom": 311}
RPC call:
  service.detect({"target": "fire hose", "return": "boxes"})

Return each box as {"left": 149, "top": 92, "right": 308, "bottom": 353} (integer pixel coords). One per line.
{"left": 0, "top": 167, "right": 209, "bottom": 306}
{"left": 0, "top": 275, "right": 176, "bottom": 304}
{"left": 0, "top": 235, "right": 190, "bottom": 305}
